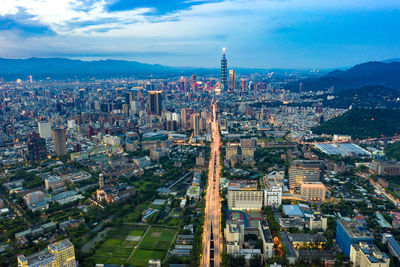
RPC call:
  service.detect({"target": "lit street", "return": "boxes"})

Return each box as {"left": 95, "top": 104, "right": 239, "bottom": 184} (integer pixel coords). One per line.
{"left": 201, "top": 103, "right": 222, "bottom": 267}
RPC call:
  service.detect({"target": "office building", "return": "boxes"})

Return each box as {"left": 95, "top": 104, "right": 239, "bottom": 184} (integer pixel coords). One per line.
{"left": 370, "top": 160, "right": 400, "bottom": 176}
{"left": 300, "top": 182, "right": 326, "bottom": 202}
{"left": 228, "top": 69, "right": 235, "bottom": 91}
{"left": 227, "top": 183, "right": 263, "bottom": 210}
{"left": 27, "top": 132, "right": 47, "bottom": 161}
{"left": 336, "top": 219, "right": 374, "bottom": 256}
{"left": 99, "top": 173, "right": 104, "bottom": 189}
{"left": 52, "top": 127, "right": 67, "bottom": 157}
{"left": 192, "top": 113, "right": 200, "bottom": 137}
{"left": 38, "top": 121, "right": 52, "bottom": 139}
{"left": 240, "top": 78, "right": 247, "bottom": 91}
{"left": 148, "top": 90, "right": 163, "bottom": 115}
{"left": 220, "top": 48, "right": 228, "bottom": 92}
{"left": 289, "top": 160, "right": 324, "bottom": 191}
{"left": 17, "top": 239, "right": 76, "bottom": 267}
{"left": 350, "top": 242, "right": 390, "bottom": 267}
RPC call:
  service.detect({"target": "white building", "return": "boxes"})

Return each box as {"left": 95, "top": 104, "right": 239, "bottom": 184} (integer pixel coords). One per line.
{"left": 224, "top": 220, "right": 245, "bottom": 254}
{"left": 350, "top": 242, "right": 390, "bottom": 267}
{"left": 38, "top": 122, "right": 52, "bottom": 139}
{"left": 228, "top": 189, "right": 263, "bottom": 210}
{"left": 103, "top": 134, "right": 121, "bottom": 146}
{"left": 264, "top": 186, "right": 282, "bottom": 208}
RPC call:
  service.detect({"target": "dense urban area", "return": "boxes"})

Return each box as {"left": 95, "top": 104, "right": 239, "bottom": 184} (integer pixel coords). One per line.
{"left": 1, "top": 50, "right": 400, "bottom": 267}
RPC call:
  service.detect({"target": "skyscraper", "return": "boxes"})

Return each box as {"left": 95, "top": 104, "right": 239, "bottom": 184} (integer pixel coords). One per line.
{"left": 228, "top": 69, "right": 235, "bottom": 91}
{"left": 148, "top": 91, "right": 163, "bottom": 116}
{"left": 38, "top": 121, "right": 52, "bottom": 139}
{"left": 27, "top": 132, "right": 47, "bottom": 161}
{"left": 52, "top": 127, "right": 67, "bottom": 157}
{"left": 193, "top": 113, "right": 200, "bottom": 137}
{"left": 221, "top": 48, "right": 228, "bottom": 92}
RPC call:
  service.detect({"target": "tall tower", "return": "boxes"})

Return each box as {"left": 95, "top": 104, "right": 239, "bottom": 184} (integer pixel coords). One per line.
{"left": 193, "top": 113, "right": 200, "bottom": 137}
{"left": 148, "top": 91, "right": 163, "bottom": 116}
{"left": 99, "top": 173, "right": 104, "bottom": 189}
{"left": 52, "top": 127, "right": 67, "bottom": 157}
{"left": 221, "top": 48, "right": 228, "bottom": 92}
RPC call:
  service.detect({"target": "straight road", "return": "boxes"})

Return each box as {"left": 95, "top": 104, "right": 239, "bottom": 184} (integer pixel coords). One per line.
{"left": 201, "top": 103, "right": 222, "bottom": 267}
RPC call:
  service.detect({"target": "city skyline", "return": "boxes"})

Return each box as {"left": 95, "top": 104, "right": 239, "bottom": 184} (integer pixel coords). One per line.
{"left": 1, "top": 0, "right": 400, "bottom": 68}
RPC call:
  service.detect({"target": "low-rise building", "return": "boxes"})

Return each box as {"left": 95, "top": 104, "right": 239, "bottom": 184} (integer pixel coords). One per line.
{"left": 336, "top": 219, "right": 374, "bottom": 256}
{"left": 370, "top": 160, "right": 400, "bottom": 176}
{"left": 309, "top": 212, "right": 328, "bottom": 231}
{"left": 300, "top": 182, "right": 326, "bottom": 202}
{"left": 350, "top": 242, "right": 390, "bottom": 267}
{"left": 17, "top": 239, "right": 76, "bottom": 267}
{"left": 228, "top": 182, "right": 263, "bottom": 210}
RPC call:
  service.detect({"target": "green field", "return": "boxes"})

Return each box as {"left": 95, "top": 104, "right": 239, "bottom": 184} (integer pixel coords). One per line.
{"left": 128, "top": 226, "right": 178, "bottom": 266}
{"left": 90, "top": 224, "right": 148, "bottom": 265}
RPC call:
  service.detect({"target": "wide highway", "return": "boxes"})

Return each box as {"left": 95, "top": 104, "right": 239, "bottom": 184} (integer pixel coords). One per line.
{"left": 201, "top": 103, "right": 222, "bottom": 267}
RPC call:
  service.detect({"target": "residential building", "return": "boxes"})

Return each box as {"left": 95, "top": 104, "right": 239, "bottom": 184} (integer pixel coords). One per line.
{"left": 258, "top": 221, "right": 274, "bottom": 259}
{"left": 264, "top": 185, "right": 282, "bottom": 208}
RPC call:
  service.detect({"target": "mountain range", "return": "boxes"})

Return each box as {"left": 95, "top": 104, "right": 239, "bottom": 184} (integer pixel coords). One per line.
{"left": 288, "top": 61, "right": 400, "bottom": 92}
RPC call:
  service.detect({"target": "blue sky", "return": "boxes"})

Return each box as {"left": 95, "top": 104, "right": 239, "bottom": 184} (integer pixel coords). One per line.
{"left": 1, "top": 0, "right": 400, "bottom": 69}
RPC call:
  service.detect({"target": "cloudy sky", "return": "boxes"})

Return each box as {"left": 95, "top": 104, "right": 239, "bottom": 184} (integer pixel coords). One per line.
{"left": 1, "top": 0, "right": 400, "bottom": 68}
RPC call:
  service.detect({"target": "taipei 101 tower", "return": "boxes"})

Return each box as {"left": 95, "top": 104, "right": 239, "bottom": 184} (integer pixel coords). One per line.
{"left": 220, "top": 48, "right": 228, "bottom": 92}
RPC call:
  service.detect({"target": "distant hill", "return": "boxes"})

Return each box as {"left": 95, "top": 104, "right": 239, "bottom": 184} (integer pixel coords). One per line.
{"left": 312, "top": 108, "right": 400, "bottom": 139}
{"left": 287, "top": 61, "right": 400, "bottom": 92}
{"left": 324, "top": 85, "right": 400, "bottom": 109}
{"left": 0, "top": 57, "right": 217, "bottom": 80}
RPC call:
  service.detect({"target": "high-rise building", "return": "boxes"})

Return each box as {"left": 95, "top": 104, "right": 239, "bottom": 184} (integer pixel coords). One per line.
{"left": 27, "top": 132, "right": 47, "bottom": 161}
{"left": 288, "top": 160, "right": 324, "bottom": 191}
{"left": 52, "top": 127, "right": 67, "bottom": 157}
{"left": 192, "top": 113, "right": 200, "bottom": 137}
{"left": 148, "top": 91, "right": 163, "bottom": 115}
{"left": 17, "top": 239, "right": 76, "bottom": 267}
{"left": 240, "top": 78, "right": 247, "bottom": 92}
{"left": 99, "top": 173, "right": 104, "bottom": 189}
{"left": 221, "top": 48, "right": 228, "bottom": 92}
{"left": 228, "top": 69, "right": 235, "bottom": 91}
{"left": 38, "top": 121, "right": 52, "bottom": 139}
